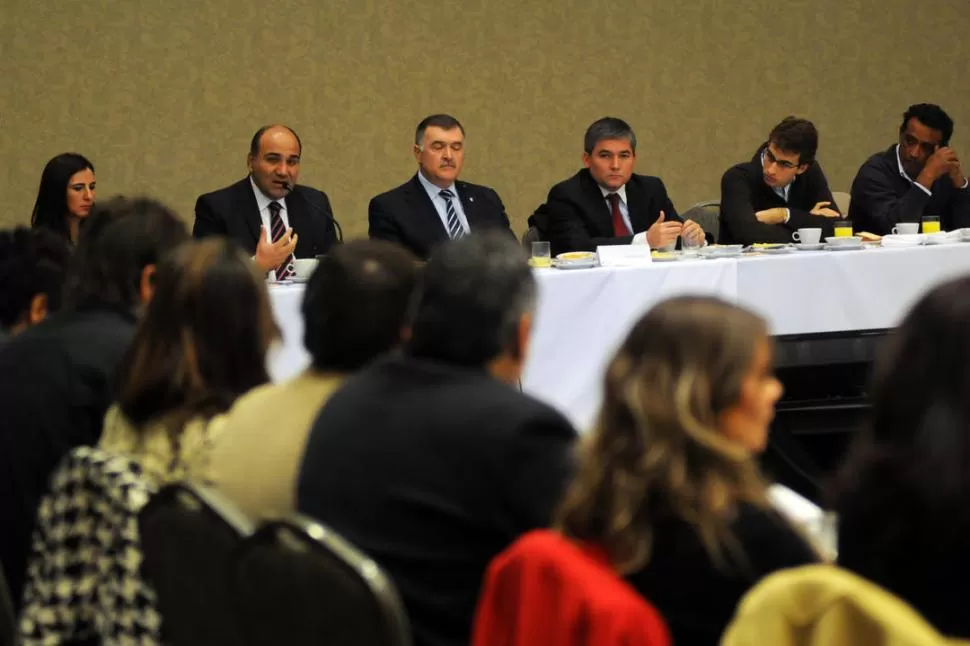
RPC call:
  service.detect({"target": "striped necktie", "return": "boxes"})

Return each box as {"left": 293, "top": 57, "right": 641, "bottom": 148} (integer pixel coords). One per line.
{"left": 439, "top": 189, "right": 465, "bottom": 240}
{"left": 269, "top": 201, "right": 294, "bottom": 281}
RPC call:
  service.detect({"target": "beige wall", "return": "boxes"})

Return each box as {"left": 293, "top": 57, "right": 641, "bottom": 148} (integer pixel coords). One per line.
{"left": 2, "top": 0, "right": 969, "bottom": 238}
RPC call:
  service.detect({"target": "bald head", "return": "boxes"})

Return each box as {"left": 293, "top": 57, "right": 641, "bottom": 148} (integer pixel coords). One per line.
{"left": 247, "top": 124, "right": 302, "bottom": 200}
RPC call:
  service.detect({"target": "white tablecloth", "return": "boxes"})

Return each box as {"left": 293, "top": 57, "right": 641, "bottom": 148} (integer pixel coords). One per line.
{"left": 268, "top": 244, "right": 970, "bottom": 427}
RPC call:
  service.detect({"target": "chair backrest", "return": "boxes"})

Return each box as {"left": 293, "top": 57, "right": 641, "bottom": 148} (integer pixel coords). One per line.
{"left": 680, "top": 200, "right": 720, "bottom": 243}
{"left": 231, "top": 515, "right": 411, "bottom": 646}
{"left": 19, "top": 446, "right": 161, "bottom": 645}
{"left": 0, "top": 561, "right": 16, "bottom": 646}
{"left": 472, "top": 530, "right": 670, "bottom": 646}
{"left": 832, "top": 191, "right": 851, "bottom": 216}
{"left": 138, "top": 481, "right": 255, "bottom": 646}
{"left": 722, "top": 564, "right": 950, "bottom": 646}
{"left": 521, "top": 225, "right": 543, "bottom": 248}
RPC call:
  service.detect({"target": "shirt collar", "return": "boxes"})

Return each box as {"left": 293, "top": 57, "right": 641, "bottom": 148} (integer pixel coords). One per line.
{"left": 599, "top": 183, "right": 628, "bottom": 205}
{"left": 895, "top": 144, "right": 916, "bottom": 183}
{"left": 417, "top": 169, "right": 455, "bottom": 200}
{"left": 249, "top": 176, "right": 285, "bottom": 213}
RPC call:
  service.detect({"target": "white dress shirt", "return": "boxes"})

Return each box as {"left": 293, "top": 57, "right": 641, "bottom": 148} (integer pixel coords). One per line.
{"left": 416, "top": 170, "right": 471, "bottom": 235}
{"left": 599, "top": 184, "right": 649, "bottom": 245}
{"left": 896, "top": 144, "right": 970, "bottom": 194}
{"left": 250, "top": 176, "right": 291, "bottom": 235}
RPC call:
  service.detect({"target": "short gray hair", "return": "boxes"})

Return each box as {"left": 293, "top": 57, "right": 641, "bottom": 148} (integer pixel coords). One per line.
{"left": 583, "top": 117, "right": 637, "bottom": 154}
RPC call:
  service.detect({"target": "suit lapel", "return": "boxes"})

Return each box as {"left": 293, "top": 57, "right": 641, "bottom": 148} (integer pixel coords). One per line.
{"left": 579, "top": 170, "right": 614, "bottom": 236}
{"left": 625, "top": 177, "right": 653, "bottom": 233}
{"left": 456, "top": 182, "right": 479, "bottom": 228}
{"left": 234, "top": 178, "right": 264, "bottom": 247}
{"left": 405, "top": 175, "right": 450, "bottom": 241}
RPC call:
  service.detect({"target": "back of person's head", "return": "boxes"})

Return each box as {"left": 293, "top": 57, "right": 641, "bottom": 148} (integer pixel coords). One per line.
{"left": 63, "top": 196, "right": 188, "bottom": 311}
{"left": 583, "top": 117, "right": 637, "bottom": 154}
{"left": 557, "top": 296, "right": 776, "bottom": 574}
{"left": 768, "top": 117, "right": 818, "bottom": 166}
{"left": 0, "top": 227, "right": 72, "bottom": 333}
{"left": 31, "top": 153, "right": 95, "bottom": 239}
{"left": 406, "top": 232, "right": 535, "bottom": 374}
{"left": 834, "top": 276, "right": 970, "bottom": 538}
{"left": 900, "top": 103, "right": 954, "bottom": 145}
{"left": 303, "top": 240, "right": 418, "bottom": 372}
{"left": 118, "top": 238, "right": 277, "bottom": 430}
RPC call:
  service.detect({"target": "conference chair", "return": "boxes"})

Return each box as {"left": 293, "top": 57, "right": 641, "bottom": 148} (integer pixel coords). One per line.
{"left": 680, "top": 200, "right": 720, "bottom": 243}
{"left": 231, "top": 515, "right": 412, "bottom": 646}
{"left": 833, "top": 191, "right": 851, "bottom": 216}
{"left": 472, "top": 530, "right": 670, "bottom": 646}
{"left": 722, "top": 564, "right": 956, "bottom": 645}
{"left": 139, "top": 482, "right": 255, "bottom": 646}
{"left": 19, "top": 447, "right": 161, "bottom": 644}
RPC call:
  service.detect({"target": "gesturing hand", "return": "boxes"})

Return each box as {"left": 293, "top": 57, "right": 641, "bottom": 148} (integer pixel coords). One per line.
{"left": 254, "top": 225, "right": 298, "bottom": 272}
{"left": 810, "top": 201, "right": 841, "bottom": 218}
{"left": 646, "top": 211, "right": 684, "bottom": 249}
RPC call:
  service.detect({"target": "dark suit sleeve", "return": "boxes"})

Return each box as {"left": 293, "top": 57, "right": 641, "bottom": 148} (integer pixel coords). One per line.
{"left": 786, "top": 163, "right": 841, "bottom": 230}
{"left": 738, "top": 506, "right": 820, "bottom": 574}
{"left": 542, "top": 190, "right": 634, "bottom": 254}
{"left": 948, "top": 183, "right": 970, "bottom": 229}
{"left": 656, "top": 180, "right": 683, "bottom": 223}
{"left": 368, "top": 196, "right": 404, "bottom": 244}
{"left": 720, "top": 167, "right": 834, "bottom": 244}
{"left": 849, "top": 162, "right": 931, "bottom": 234}
{"left": 192, "top": 195, "right": 226, "bottom": 239}
{"left": 502, "top": 410, "right": 577, "bottom": 529}
{"left": 485, "top": 188, "right": 516, "bottom": 241}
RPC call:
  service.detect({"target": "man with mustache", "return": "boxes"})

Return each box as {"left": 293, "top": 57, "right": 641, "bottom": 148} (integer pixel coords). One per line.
{"left": 369, "top": 114, "right": 514, "bottom": 260}
{"left": 849, "top": 104, "right": 970, "bottom": 235}
{"left": 719, "top": 117, "right": 842, "bottom": 245}
{"left": 193, "top": 124, "right": 339, "bottom": 279}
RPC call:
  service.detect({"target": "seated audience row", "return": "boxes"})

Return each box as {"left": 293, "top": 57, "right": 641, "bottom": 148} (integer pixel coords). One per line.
{"left": 0, "top": 227, "right": 71, "bottom": 342}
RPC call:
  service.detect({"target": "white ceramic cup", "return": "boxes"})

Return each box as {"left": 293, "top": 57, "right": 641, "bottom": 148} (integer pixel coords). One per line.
{"left": 792, "top": 228, "right": 822, "bottom": 245}
{"left": 293, "top": 258, "right": 319, "bottom": 281}
{"left": 892, "top": 223, "right": 920, "bottom": 235}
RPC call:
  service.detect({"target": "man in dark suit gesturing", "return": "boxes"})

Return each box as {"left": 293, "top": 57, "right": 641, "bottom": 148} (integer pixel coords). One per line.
{"left": 298, "top": 232, "right": 577, "bottom": 646}
{"left": 193, "top": 124, "right": 339, "bottom": 278}
{"left": 530, "top": 117, "right": 705, "bottom": 256}
{"left": 368, "top": 114, "right": 513, "bottom": 260}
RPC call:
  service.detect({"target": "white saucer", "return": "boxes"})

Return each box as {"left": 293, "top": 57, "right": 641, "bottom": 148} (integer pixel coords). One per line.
{"left": 555, "top": 260, "right": 597, "bottom": 270}
{"left": 823, "top": 244, "right": 864, "bottom": 251}
{"left": 793, "top": 243, "right": 824, "bottom": 251}
{"left": 924, "top": 233, "right": 960, "bottom": 245}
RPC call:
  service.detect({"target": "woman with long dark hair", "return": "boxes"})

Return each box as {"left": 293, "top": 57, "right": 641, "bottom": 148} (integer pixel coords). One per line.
{"left": 834, "top": 275, "right": 970, "bottom": 639}
{"left": 30, "top": 153, "right": 96, "bottom": 243}
{"left": 98, "top": 237, "right": 278, "bottom": 484}
{"left": 556, "top": 296, "right": 817, "bottom": 645}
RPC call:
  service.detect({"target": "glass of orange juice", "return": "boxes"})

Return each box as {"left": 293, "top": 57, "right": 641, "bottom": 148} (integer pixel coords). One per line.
{"left": 530, "top": 241, "right": 551, "bottom": 268}
{"left": 833, "top": 221, "right": 853, "bottom": 237}
{"left": 922, "top": 216, "right": 941, "bottom": 234}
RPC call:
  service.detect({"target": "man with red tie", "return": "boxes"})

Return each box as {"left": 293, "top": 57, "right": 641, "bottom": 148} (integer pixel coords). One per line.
{"left": 529, "top": 117, "right": 705, "bottom": 256}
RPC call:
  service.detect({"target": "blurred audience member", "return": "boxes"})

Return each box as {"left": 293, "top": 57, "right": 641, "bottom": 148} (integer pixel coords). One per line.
{"left": 30, "top": 153, "right": 96, "bottom": 244}
{"left": 0, "top": 227, "right": 71, "bottom": 341}
{"left": 834, "top": 275, "right": 970, "bottom": 639}
{"left": 556, "top": 296, "right": 818, "bottom": 646}
{"left": 99, "top": 238, "right": 277, "bottom": 485}
{"left": 212, "top": 240, "right": 418, "bottom": 519}
{"left": 0, "top": 197, "right": 187, "bottom": 611}
{"left": 298, "top": 232, "right": 577, "bottom": 646}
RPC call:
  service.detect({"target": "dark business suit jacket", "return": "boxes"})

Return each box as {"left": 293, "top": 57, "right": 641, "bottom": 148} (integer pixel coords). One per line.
{"left": 528, "top": 169, "right": 682, "bottom": 256}
{"left": 0, "top": 304, "right": 136, "bottom": 612}
{"left": 849, "top": 145, "right": 970, "bottom": 235}
{"left": 368, "top": 174, "right": 513, "bottom": 260}
{"left": 297, "top": 354, "right": 577, "bottom": 646}
{"left": 719, "top": 147, "right": 840, "bottom": 245}
{"left": 193, "top": 177, "right": 338, "bottom": 258}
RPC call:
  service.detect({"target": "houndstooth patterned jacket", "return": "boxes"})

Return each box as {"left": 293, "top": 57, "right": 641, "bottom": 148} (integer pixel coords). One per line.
{"left": 19, "top": 446, "right": 163, "bottom": 645}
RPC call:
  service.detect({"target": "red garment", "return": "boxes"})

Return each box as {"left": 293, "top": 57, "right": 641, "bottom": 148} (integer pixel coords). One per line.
{"left": 607, "top": 193, "right": 631, "bottom": 236}
{"left": 471, "top": 530, "right": 670, "bottom": 646}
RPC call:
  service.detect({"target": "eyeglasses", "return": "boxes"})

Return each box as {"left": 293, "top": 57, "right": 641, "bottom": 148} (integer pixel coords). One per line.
{"left": 763, "top": 148, "right": 799, "bottom": 171}
{"left": 901, "top": 133, "right": 940, "bottom": 156}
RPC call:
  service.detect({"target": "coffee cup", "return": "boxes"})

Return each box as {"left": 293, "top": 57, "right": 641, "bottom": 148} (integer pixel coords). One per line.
{"left": 293, "top": 258, "right": 319, "bottom": 280}
{"left": 892, "top": 223, "right": 920, "bottom": 235}
{"left": 792, "top": 228, "right": 822, "bottom": 245}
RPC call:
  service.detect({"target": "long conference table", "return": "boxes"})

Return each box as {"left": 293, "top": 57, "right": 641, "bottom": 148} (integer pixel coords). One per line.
{"left": 267, "top": 244, "right": 970, "bottom": 430}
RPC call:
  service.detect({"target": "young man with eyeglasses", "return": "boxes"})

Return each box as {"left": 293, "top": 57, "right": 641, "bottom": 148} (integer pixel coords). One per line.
{"left": 719, "top": 117, "right": 842, "bottom": 245}
{"left": 849, "top": 104, "right": 970, "bottom": 235}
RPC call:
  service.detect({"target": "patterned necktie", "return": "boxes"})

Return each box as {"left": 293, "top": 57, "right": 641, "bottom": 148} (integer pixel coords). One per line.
{"left": 269, "top": 201, "right": 294, "bottom": 281}
{"left": 608, "top": 193, "right": 630, "bottom": 236}
{"left": 439, "top": 189, "right": 465, "bottom": 240}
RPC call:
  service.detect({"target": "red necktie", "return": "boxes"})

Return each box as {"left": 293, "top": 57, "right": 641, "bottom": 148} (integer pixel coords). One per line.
{"left": 607, "top": 193, "right": 630, "bottom": 236}
{"left": 269, "top": 201, "right": 294, "bottom": 281}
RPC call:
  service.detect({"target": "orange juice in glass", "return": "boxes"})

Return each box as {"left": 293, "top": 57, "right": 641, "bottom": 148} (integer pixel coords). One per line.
{"left": 833, "top": 221, "right": 853, "bottom": 237}
{"left": 922, "top": 216, "right": 941, "bottom": 234}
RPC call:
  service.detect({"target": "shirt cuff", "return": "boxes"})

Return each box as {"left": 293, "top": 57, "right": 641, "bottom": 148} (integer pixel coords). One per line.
{"left": 914, "top": 182, "right": 932, "bottom": 196}
{"left": 784, "top": 209, "right": 791, "bottom": 224}
{"left": 961, "top": 178, "right": 969, "bottom": 190}
{"left": 632, "top": 231, "right": 648, "bottom": 245}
